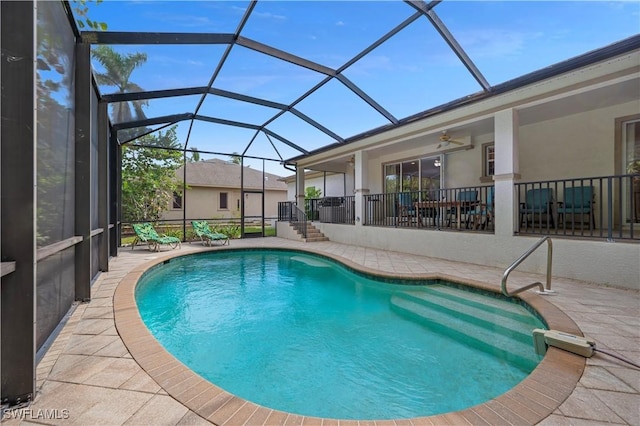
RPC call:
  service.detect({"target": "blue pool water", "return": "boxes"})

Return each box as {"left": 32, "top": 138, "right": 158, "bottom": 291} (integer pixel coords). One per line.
{"left": 136, "top": 249, "right": 546, "bottom": 420}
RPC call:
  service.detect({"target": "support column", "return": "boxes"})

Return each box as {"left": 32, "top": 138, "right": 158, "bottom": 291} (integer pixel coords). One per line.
{"left": 75, "top": 42, "right": 91, "bottom": 300}
{"left": 493, "top": 109, "right": 521, "bottom": 238}
{"left": 296, "top": 167, "right": 305, "bottom": 209}
{"left": 1, "top": 0, "right": 36, "bottom": 406}
{"left": 109, "top": 132, "right": 119, "bottom": 257}
{"left": 354, "top": 150, "right": 369, "bottom": 226}
{"left": 98, "top": 100, "right": 109, "bottom": 271}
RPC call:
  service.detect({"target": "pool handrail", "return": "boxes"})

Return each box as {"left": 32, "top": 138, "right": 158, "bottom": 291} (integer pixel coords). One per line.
{"left": 501, "top": 236, "right": 553, "bottom": 297}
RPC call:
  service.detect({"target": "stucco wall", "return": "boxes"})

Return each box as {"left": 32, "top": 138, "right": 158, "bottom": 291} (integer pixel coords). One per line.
{"left": 310, "top": 223, "right": 640, "bottom": 290}
{"left": 286, "top": 173, "right": 355, "bottom": 200}
{"left": 362, "top": 100, "right": 639, "bottom": 193}
{"left": 518, "top": 100, "right": 637, "bottom": 181}
{"left": 163, "top": 187, "right": 287, "bottom": 221}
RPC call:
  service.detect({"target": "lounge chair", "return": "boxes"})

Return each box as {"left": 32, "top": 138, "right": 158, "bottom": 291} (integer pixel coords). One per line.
{"left": 191, "top": 220, "right": 230, "bottom": 246}
{"left": 131, "top": 222, "right": 182, "bottom": 252}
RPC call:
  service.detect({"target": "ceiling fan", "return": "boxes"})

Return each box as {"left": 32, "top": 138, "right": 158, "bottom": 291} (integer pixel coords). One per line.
{"left": 437, "top": 131, "right": 464, "bottom": 149}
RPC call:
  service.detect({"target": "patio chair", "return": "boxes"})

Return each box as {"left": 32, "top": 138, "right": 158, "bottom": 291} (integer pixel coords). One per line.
{"left": 466, "top": 186, "right": 494, "bottom": 230}
{"left": 557, "top": 186, "right": 595, "bottom": 229}
{"left": 397, "top": 192, "right": 417, "bottom": 225}
{"left": 446, "top": 190, "right": 478, "bottom": 228}
{"left": 519, "top": 187, "right": 555, "bottom": 228}
{"left": 191, "top": 220, "right": 230, "bottom": 246}
{"left": 131, "top": 223, "right": 182, "bottom": 252}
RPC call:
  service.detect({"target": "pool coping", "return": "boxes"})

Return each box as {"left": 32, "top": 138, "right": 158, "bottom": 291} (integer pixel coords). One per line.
{"left": 113, "top": 245, "right": 586, "bottom": 425}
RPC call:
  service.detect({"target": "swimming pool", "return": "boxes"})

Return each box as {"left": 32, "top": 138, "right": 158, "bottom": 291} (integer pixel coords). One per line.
{"left": 135, "top": 249, "right": 546, "bottom": 420}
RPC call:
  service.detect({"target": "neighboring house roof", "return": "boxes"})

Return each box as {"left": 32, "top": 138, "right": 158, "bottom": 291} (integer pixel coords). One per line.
{"left": 176, "top": 159, "right": 287, "bottom": 191}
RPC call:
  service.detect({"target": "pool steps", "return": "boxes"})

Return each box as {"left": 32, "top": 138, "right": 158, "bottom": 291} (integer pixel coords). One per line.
{"left": 390, "top": 285, "right": 542, "bottom": 371}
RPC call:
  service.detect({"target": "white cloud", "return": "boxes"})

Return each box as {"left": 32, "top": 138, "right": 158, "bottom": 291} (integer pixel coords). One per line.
{"left": 143, "top": 12, "right": 214, "bottom": 28}
{"left": 253, "top": 11, "right": 287, "bottom": 20}
{"left": 455, "top": 29, "right": 528, "bottom": 59}
{"left": 335, "top": 21, "right": 345, "bottom": 26}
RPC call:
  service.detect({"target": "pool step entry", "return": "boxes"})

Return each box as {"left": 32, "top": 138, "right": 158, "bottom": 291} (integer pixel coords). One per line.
{"left": 291, "top": 222, "right": 329, "bottom": 242}
{"left": 390, "top": 285, "right": 542, "bottom": 371}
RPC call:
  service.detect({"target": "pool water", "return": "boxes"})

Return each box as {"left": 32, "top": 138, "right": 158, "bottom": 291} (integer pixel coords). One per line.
{"left": 136, "top": 250, "right": 545, "bottom": 420}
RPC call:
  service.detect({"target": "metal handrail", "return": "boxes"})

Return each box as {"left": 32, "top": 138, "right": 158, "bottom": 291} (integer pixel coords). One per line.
{"left": 291, "top": 204, "right": 308, "bottom": 239}
{"left": 501, "top": 236, "right": 554, "bottom": 297}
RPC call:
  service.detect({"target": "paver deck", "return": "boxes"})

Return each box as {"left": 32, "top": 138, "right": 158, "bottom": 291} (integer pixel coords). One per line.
{"left": 3, "top": 237, "right": 638, "bottom": 425}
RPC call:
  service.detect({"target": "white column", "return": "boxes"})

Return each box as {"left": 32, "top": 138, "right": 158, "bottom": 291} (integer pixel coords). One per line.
{"left": 493, "top": 109, "right": 520, "bottom": 237}
{"left": 354, "top": 150, "right": 369, "bottom": 226}
{"left": 296, "top": 167, "right": 305, "bottom": 208}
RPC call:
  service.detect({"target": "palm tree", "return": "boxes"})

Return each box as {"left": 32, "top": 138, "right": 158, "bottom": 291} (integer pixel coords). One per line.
{"left": 91, "top": 45, "right": 148, "bottom": 124}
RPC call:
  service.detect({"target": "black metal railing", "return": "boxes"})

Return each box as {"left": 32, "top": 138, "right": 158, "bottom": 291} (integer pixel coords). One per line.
{"left": 278, "top": 201, "right": 308, "bottom": 238}
{"left": 305, "top": 196, "right": 356, "bottom": 225}
{"left": 363, "top": 185, "right": 494, "bottom": 232}
{"left": 516, "top": 174, "right": 639, "bottom": 240}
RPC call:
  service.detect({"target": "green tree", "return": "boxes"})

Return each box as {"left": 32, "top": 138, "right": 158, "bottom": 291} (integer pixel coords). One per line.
{"left": 229, "top": 152, "right": 242, "bottom": 164}
{"left": 189, "top": 147, "right": 201, "bottom": 162}
{"left": 72, "top": 0, "right": 107, "bottom": 30}
{"left": 305, "top": 186, "right": 322, "bottom": 199}
{"left": 122, "top": 126, "right": 183, "bottom": 222}
{"left": 91, "top": 46, "right": 148, "bottom": 124}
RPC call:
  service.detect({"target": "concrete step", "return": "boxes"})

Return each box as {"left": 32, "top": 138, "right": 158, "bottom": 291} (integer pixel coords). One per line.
{"left": 290, "top": 222, "right": 329, "bottom": 242}
{"left": 390, "top": 294, "right": 541, "bottom": 372}
{"left": 304, "top": 236, "right": 330, "bottom": 242}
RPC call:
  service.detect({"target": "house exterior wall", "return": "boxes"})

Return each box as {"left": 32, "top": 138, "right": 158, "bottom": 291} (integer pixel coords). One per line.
{"left": 162, "top": 186, "right": 286, "bottom": 221}
{"left": 286, "top": 173, "right": 355, "bottom": 200}
{"left": 283, "top": 61, "right": 640, "bottom": 289}
{"left": 362, "top": 100, "right": 639, "bottom": 194}
{"left": 518, "top": 100, "right": 637, "bottom": 181}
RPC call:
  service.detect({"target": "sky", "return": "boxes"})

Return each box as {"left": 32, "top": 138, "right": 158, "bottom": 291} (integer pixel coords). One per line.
{"left": 82, "top": 0, "right": 640, "bottom": 175}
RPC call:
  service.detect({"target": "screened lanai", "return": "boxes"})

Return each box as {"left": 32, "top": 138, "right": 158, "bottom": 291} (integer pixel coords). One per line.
{"left": 78, "top": 0, "right": 640, "bottom": 239}
{"left": 85, "top": 1, "right": 639, "bottom": 162}
{"left": 1, "top": 0, "right": 639, "bottom": 409}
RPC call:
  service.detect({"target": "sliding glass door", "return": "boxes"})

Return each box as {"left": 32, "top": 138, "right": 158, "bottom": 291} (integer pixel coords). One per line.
{"left": 383, "top": 156, "right": 441, "bottom": 195}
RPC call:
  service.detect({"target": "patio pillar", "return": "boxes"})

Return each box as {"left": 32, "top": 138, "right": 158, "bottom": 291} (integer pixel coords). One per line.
{"left": 354, "top": 150, "right": 368, "bottom": 226}
{"left": 98, "top": 100, "right": 110, "bottom": 271}
{"left": 493, "top": 108, "right": 521, "bottom": 237}
{"left": 296, "top": 166, "right": 305, "bottom": 209}
{"left": 75, "top": 41, "right": 92, "bottom": 301}
{"left": 1, "top": 0, "right": 36, "bottom": 406}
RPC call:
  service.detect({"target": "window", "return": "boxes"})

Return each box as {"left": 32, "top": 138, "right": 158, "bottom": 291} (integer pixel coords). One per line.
{"left": 481, "top": 143, "right": 495, "bottom": 182}
{"left": 219, "top": 192, "right": 228, "bottom": 209}
{"left": 383, "top": 157, "right": 441, "bottom": 194}
{"left": 172, "top": 191, "right": 182, "bottom": 209}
